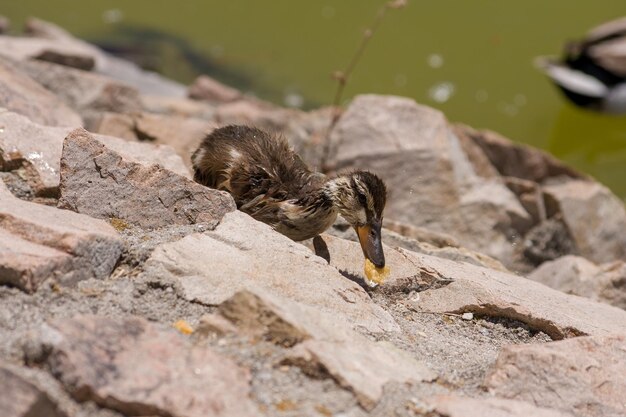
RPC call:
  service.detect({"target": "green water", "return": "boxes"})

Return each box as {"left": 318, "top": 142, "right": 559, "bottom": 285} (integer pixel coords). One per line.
{"left": 4, "top": 1, "right": 626, "bottom": 199}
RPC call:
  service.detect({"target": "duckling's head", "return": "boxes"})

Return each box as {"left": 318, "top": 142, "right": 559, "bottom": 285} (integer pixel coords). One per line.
{"left": 326, "top": 171, "right": 387, "bottom": 267}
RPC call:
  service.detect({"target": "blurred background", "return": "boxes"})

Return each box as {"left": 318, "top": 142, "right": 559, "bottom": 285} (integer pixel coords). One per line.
{"left": 3, "top": 0, "right": 626, "bottom": 200}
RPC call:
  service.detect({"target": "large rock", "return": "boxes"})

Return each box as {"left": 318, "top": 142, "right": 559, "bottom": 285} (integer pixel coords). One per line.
{"left": 454, "top": 124, "right": 584, "bottom": 183}
{"left": 0, "top": 180, "right": 123, "bottom": 292}
{"left": 0, "top": 59, "right": 82, "bottom": 127}
{"left": 0, "top": 365, "right": 67, "bottom": 417}
{"left": 329, "top": 95, "right": 532, "bottom": 266}
{"left": 528, "top": 255, "right": 626, "bottom": 310}
{"left": 93, "top": 111, "right": 213, "bottom": 169}
{"left": 188, "top": 74, "right": 243, "bottom": 103}
{"left": 485, "top": 334, "right": 626, "bottom": 417}
{"left": 544, "top": 180, "right": 626, "bottom": 264}
{"left": 399, "top": 247, "right": 626, "bottom": 338}
{"left": 0, "top": 111, "right": 190, "bottom": 197}
{"left": 58, "top": 128, "right": 234, "bottom": 229}
{"left": 219, "top": 289, "right": 435, "bottom": 410}
{"left": 16, "top": 59, "right": 142, "bottom": 126}
{"left": 37, "top": 315, "right": 257, "bottom": 417}
{"left": 143, "top": 211, "right": 399, "bottom": 334}
{"left": 4, "top": 17, "right": 186, "bottom": 97}
{"left": 423, "top": 395, "right": 574, "bottom": 417}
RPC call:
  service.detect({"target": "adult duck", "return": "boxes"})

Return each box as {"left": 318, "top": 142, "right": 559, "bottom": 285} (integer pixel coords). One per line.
{"left": 536, "top": 16, "right": 626, "bottom": 114}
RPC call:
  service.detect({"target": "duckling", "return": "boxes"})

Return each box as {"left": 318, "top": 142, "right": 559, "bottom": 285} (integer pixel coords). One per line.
{"left": 536, "top": 16, "right": 626, "bottom": 114}
{"left": 192, "top": 125, "right": 387, "bottom": 268}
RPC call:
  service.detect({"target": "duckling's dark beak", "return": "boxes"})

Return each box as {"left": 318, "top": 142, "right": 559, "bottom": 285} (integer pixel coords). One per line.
{"left": 355, "top": 220, "right": 385, "bottom": 268}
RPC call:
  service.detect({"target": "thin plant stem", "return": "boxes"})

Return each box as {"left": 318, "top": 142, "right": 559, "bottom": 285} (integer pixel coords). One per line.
{"left": 320, "top": 0, "right": 407, "bottom": 172}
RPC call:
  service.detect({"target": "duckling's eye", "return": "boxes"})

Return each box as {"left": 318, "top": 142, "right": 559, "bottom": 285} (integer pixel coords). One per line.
{"left": 357, "top": 192, "right": 367, "bottom": 207}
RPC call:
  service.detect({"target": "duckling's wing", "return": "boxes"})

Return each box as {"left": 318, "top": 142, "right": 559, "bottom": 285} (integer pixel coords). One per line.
{"left": 192, "top": 125, "right": 315, "bottom": 209}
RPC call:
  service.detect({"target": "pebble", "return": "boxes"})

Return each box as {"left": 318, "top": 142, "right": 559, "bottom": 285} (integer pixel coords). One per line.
{"left": 462, "top": 312, "right": 474, "bottom": 321}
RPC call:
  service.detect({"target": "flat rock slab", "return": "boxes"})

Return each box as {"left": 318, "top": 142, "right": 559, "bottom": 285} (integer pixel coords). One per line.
{"left": 0, "top": 181, "right": 123, "bottom": 292}
{"left": 0, "top": 365, "right": 67, "bottom": 417}
{"left": 287, "top": 340, "right": 434, "bottom": 410}
{"left": 219, "top": 289, "right": 435, "bottom": 410}
{"left": 424, "top": 395, "right": 574, "bottom": 417}
{"left": 38, "top": 315, "right": 257, "bottom": 417}
{"left": 143, "top": 211, "right": 399, "bottom": 334}
{"left": 544, "top": 180, "right": 626, "bottom": 264}
{"left": 0, "top": 59, "right": 82, "bottom": 127}
{"left": 528, "top": 255, "right": 626, "bottom": 310}
{"left": 0, "top": 111, "right": 190, "bottom": 197}
{"left": 401, "top": 249, "right": 626, "bottom": 339}
{"left": 58, "top": 128, "right": 234, "bottom": 229}
{"left": 485, "top": 334, "right": 626, "bottom": 417}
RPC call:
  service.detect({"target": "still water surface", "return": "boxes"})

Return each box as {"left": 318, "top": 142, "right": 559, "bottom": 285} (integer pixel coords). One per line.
{"left": 4, "top": 1, "right": 626, "bottom": 199}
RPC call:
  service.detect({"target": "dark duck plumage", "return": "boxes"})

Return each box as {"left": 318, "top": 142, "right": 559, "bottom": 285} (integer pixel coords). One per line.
{"left": 192, "top": 125, "right": 387, "bottom": 267}
{"left": 536, "top": 16, "right": 626, "bottom": 114}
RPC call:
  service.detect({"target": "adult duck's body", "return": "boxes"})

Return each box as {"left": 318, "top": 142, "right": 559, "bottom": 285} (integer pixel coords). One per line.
{"left": 192, "top": 125, "right": 387, "bottom": 267}
{"left": 536, "top": 16, "right": 626, "bottom": 114}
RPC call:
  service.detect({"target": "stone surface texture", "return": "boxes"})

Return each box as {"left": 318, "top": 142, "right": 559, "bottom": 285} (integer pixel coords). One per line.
{"left": 400, "top": 248, "right": 626, "bottom": 339}
{"left": 528, "top": 255, "right": 626, "bottom": 310}
{"left": 424, "top": 395, "right": 574, "bottom": 417}
{"left": 485, "top": 334, "right": 626, "bottom": 417}
{"left": 58, "top": 128, "right": 235, "bottom": 229}
{"left": 0, "top": 111, "right": 190, "bottom": 197}
{"left": 0, "top": 180, "right": 123, "bottom": 292}
{"left": 0, "top": 365, "right": 67, "bottom": 417}
{"left": 93, "top": 111, "right": 213, "bottom": 169}
{"left": 188, "top": 74, "right": 243, "bottom": 103}
{"left": 143, "top": 211, "right": 399, "bottom": 334}
{"left": 39, "top": 315, "right": 258, "bottom": 417}
{"left": 544, "top": 180, "right": 626, "bottom": 264}
{"left": 218, "top": 289, "right": 435, "bottom": 410}
{"left": 0, "top": 59, "right": 82, "bottom": 127}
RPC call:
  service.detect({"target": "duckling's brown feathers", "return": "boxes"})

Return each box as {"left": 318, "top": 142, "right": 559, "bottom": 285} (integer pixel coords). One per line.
{"left": 192, "top": 125, "right": 336, "bottom": 239}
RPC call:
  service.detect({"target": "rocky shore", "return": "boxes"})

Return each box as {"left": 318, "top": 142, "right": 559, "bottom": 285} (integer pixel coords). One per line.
{"left": 1, "top": 18, "right": 625, "bottom": 417}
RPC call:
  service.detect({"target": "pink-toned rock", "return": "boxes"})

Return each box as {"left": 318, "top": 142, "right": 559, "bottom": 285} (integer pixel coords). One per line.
{"left": 0, "top": 60, "right": 82, "bottom": 127}
{"left": 544, "top": 180, "right": 626, "bottom": 264}
{"left": 485, "top": 334, "right": 626, "bottom": 417}
{"left": 454, "top": 124, "right": 584, "bottom": 183}
{"left": 93, "top": 112, "right": 213, "bottom": 169}
{"left": 58, "top": 128, "right": 234, "bottom": 229}
{"left": 0, "top": 111, "right": 190, "bottom": 197}
{"left": 16, "top": 17, "right": 186, "bottom": 97}
{"left": 16, "top": 59, "right": 142, "bottom": 125}
{"left": 400, "top": 248, "right": 626, "bottom": 339}
{"left": 329, "top": 95, "right": 532, "bottom": 266}
{"left": 38, "top": 315, "right": 257, "bottom": 417}
{"left": 143, "top": 211, "right": 399, "bottom": 334}
{"left": 218, "top": 290, "right": 435, "bottom": 410}
{"left": 424, "top": 395, "right": 574, "bottom": 417}
{"left": 0, "top": 365, "right": 67, "bottom": 417}
{"left": 528, "top": 255, "right": 626, "bottom": 310}
{"left": 0, "top": 180, "right": 123, "bottom": 292}
{"left": 140, "top": 94, "right": 217, "bottom": 119}
{"left": 0, "top": 35, "right": 96, "bottom": 70}
{"left": 188, "top": 75, "right": 243, "bottom": 103}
